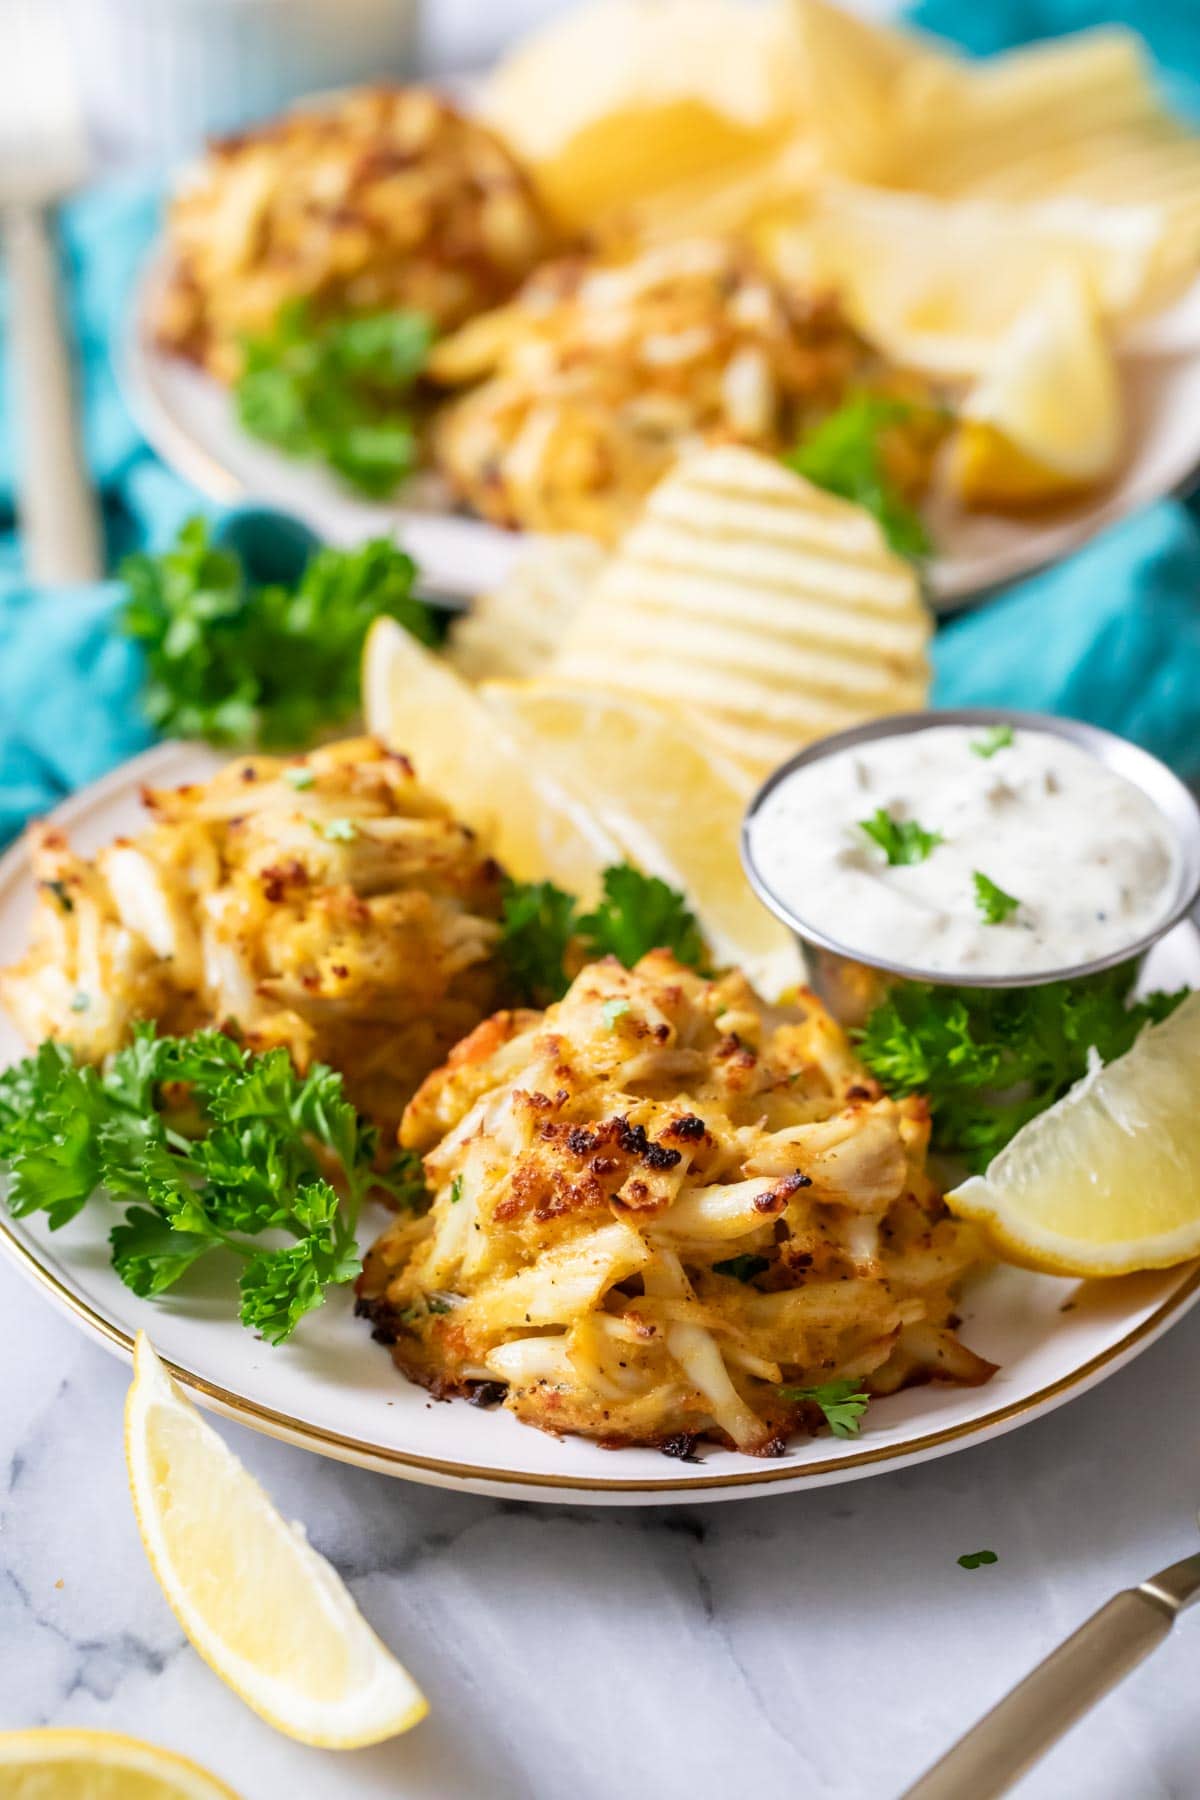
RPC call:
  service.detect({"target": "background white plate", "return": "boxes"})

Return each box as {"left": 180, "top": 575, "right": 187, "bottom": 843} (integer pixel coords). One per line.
{"left": 2, "top": 740, "right": 1198, "bottom": 1504}
{"left": 123, "top": 255, "right": 1200, "bottom": 611}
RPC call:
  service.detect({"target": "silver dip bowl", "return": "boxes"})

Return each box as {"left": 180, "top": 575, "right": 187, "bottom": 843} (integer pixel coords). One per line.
{"left": 740, "top": 708, "right": 1200, "bottom": 1024}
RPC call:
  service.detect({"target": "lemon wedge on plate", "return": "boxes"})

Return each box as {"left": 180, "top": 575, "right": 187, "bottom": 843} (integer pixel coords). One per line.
{"left": 125, "top": 1333, "right": 427, "bottom": 1749}
{"left": 950, "top": 269, "right": 1123, "bottom": 507}
{"left": 363, "top": 616, "right": 621, "bottom": 901}
{"left": 0, "top": 1729, "right": 239, "bottom": 1800}
{"left": 949, "top": 991, "right": 1200, "bottom": 1276}
{"left": 482, "top": 680, "right": 801, "bottom": 997}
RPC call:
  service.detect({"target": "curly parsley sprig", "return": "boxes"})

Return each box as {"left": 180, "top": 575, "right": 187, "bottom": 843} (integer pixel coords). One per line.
{"left": 235, "top": 299, "right": 434, "bottom": 497}
{"left": 856, "top": 967, "right": 1187, "bottom": 1171}
{"left": 498, "top": 864, "right": 708, "bottom": 1005}
{"left": 121, "top": 519, "right": 435, "bottom": 749}
{"left": 0, "top": 1028, "right": 426, "bottom": 1343}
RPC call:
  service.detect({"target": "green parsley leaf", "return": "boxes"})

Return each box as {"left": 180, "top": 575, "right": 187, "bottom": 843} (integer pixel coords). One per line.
{"left": 317, "top": 817, "right": 358, "bottom": 844}
{"left": 579, "top": 866, "right": 707, "bottom": 971}
{"left": 973, "top": 870, "right": 1020, "bottom": 924}
{"left": 958, "top": 1550, "right": 998, "bottom": 1569}
{"left": 0, "top": 1029, "right": 408, "bottom": 1343}
{"left": 856, "top": 967, "right": 1188, "bottom": 1170}
{"left": 45, "top": 879, "right": 74, "bottom": 914}
{"left": 498, "top": 865, "right": 708, "bottom": 1005}
{"left": 603, "top": 998, "right": 631, "bottom": 1029}
{"left": 285, "top": 766, "right": 316, "bottom": 790}
{"left": 971, "top": 724, "right": 1014, "bottom": 759}
{"left": 235, "top": 300, "right": 434, "bottom": 498}
{"left": 120, "top": 519, "right": 435, "bottom": 750}
{"left": 712, "top": 1253, "right": 771, "bottom": 1283}
{"left": 859, "top": 808, "right": 943, "bottom": 867}
{"left": 785, "top": 394, "right": 933, "bottom": 560}
{"left": 449, "top": 1175, "right": 464, "bottom": 1205}
{"left": 69, "top": 992, "right": 90, "bottom": 1013}
{"left": 498, "top": 877, "right": 580, "bottom": 1006}
{"left": 778, "top": 1377, "right": 870, "bottom": 1438}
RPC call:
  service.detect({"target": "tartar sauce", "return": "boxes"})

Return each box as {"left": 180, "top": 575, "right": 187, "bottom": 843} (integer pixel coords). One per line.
{"left": 747, "top": 724, "right": 1180, "bottom": 976}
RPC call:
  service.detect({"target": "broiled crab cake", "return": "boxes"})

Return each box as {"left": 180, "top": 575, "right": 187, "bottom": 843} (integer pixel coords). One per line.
{"left": 154, "top": 85, "right": 555, "bottom": 382}
{"left": 0, "top": 738, "right": 504, "bottom": 1136}
{"left": 358, "top": 951, "right": 995, "bottom": 1454}
{"left": 426, "top": 236, "right": 880, "bottom": 540}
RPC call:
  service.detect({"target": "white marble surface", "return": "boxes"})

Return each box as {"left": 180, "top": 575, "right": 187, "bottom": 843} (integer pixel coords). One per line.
{"left": 2, "top": 1249, "right": 1199, "bottom": 1800}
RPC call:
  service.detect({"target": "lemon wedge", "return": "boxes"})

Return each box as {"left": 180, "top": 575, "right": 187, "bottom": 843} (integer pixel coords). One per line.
{"left": 362, "top": 617, "right": 621, "bottom": 902}
{"left": 125, "top": 1333, "right": 427, "bottom": 1749}
{"left": 950, "top": 269, "right": 1123, "bottom": 507}
{"left": 482, "top": 680, "right": 801, "bottom": 997}
{"left": 0, "top": 1730, "right": 239, "bottom": 1800}
{"left": 949, "top": 991, "right": 1200, "bottom": 1276}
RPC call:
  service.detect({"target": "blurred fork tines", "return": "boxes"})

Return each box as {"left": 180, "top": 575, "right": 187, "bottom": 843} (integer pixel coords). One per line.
{"left": 0, "top": 0, "right": 103, "bottom": 584}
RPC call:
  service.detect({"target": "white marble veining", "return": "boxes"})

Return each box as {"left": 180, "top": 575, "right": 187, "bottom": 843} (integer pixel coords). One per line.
{"left": 3, "top": 1252, "right": 1200, "bottom": 1800}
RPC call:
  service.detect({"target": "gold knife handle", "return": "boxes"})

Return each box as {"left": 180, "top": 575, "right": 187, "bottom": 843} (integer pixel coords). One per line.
{"left": 901, "top": 1588, "right": 1174, "bottom": 1800}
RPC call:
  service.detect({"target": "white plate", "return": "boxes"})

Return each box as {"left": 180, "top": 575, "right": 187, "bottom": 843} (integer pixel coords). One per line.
{"left": 3, "top": 740, "right": 1199, "bottom": 1505}
{"left": 123, "top": 253, "right": 1200, "bottom": 611}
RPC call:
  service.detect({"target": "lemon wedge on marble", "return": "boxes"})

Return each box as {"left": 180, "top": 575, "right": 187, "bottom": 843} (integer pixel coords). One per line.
{"left": 949, "top": 991, "right": 1200, "bottom": 1276}
{"left": 951, "top": 269, "right": 1123, "bottom": 507}
{"left": 125, "top": 1333, "right": 427, "bottom": 1749}
{"left": 0, "top": 1728, "right": 239, "bottom": 1799}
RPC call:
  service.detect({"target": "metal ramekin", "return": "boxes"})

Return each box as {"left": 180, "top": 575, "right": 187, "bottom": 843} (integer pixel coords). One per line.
{"left": 740, "top": 709, "right": 1200, "bottom": 1022}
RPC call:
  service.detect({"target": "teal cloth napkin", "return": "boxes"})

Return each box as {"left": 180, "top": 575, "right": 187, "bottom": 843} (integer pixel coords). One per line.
{"left": 3, "top": 0, "right": 1200, "bottom": 844}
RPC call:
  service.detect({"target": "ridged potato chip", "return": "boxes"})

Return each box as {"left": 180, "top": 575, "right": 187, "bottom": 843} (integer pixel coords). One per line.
{"left": 771, "top": 183, "right": 1170, "bottom": 378}
{"left": 548, "top": 445, "right": 931, "bottom": 776}
{"left": 447, "top": 536, "right": 605, "bottom": 683}
{"left": 481, "top": 0, "right": 802, "bottom": 232}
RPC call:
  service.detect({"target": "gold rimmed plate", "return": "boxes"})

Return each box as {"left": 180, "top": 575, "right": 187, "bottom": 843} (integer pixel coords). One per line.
{"left": 2, "top": 742, "right": 1199, "bottom": 1504}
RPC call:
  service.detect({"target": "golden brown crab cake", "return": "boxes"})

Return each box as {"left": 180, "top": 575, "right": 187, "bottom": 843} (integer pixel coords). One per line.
{"left": 427, "top": 236, "right": 878, "bottom": 540}
{"left": 0, "top": 738, "right": 504, "bottom": 1137}
{"left": 154, "top": 85, "right": 555, "bottom": 381}
{"left": 359, "top": 951, "right": 994, "bottom": 1454}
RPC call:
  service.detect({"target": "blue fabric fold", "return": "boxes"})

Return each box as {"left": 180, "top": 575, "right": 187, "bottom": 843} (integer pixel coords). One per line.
{"left": 3, "top": 5, "right": 1200, "bottom": 845}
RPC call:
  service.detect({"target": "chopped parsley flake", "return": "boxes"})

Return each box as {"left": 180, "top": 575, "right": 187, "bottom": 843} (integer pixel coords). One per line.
{"left": 971, "top": 724, "right": 1014, "bottom": 759}
{"left": 316, "top": 817, "right": 358, "bottom": 844}
{"left": 45, "top": 880, "right": 74, "bottom": 914}
{"left": 449, "top": 1175, "right": 464, "bottom": 1205}
{"left": 859, "top": 808, "right": 942, "bottom": 867}
{"left": 603, "top": 998, "right": 631, "bottom": 1030}
{"left": 958, "top": 1549, "right": 998, "bottom": 1570}
{"left": 69, "top": 992, "right": 90, "bottom": 1014}
{"left": 973, "top": 870, "right": 1020, "bottom": 925}
{"left": 712, "top": 1254, "right": 770, "bottom": 1283}
{"left": 285, "top": 767, "right": 316, "bottom": 790}
{"left": 778, "top": 1377, "right": 870, "bottom": 1438}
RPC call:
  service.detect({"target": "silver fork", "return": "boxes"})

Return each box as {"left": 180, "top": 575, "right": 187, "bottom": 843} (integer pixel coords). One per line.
{"left": 902, "top": 1539, "right": 1200, "bottom": 1798}
{"left": 0, "top": 0, "right": 103, "bottom": 583}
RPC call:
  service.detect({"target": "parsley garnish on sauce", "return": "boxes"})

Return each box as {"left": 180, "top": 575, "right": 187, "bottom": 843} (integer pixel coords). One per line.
{"left": 971, "top": 724, "right": 1014, "bottom": 759}
{"left": 778, "top": 1377, "right": 870, "bottom": 1438}
{"left": 859, "top": 808, "right": 943, "bottom": 867}
{"left": 0, "top": 1029, "right": 426, "bottom": 1344}
{"left": 958, "top": 1550, "right": 998, "bottom": 1570}
{"left": 973, "top": 870, "right": 1020, "bottom": 924}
